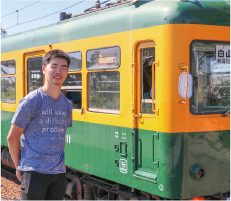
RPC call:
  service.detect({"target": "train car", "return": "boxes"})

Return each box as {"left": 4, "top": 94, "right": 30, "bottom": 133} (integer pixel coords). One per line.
{"left": 1, "top": 0, "right": 230, "bottom": 199}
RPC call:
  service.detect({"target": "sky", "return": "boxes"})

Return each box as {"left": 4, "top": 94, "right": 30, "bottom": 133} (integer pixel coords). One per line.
{"left": 1, "top": 0, "right": 114, "bottom": 36}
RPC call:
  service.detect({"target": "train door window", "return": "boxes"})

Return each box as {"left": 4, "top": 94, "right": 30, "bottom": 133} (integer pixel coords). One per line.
{"left": 141, "top": 47, "right": 155, "bottom": 114}
{"left": 27, "top": 57, "right": 43, "bottom": 94}
{"left": 61, "top": 51, "right": 82, "bottom": 110}
{"left": 1, "top": 60, "right": 16, "bottom": 103}
{"left": 88, "top": 71, "right": 120, "bottom": 113}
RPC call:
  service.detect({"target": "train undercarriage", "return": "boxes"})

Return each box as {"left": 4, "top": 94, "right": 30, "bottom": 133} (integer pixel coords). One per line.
{"left": 1, "top": 146, "right": 229, "bottom": 200}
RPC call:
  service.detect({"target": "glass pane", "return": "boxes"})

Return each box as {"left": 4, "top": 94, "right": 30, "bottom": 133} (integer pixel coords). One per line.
{"left": 68, "top": 52, "right": 82, "bottom": 71}
{"left": 61, "top": 73, "right": 82, "bottom": 109}
{"left": 190, "top": 41, "right": 230, "bottom": 114}
{"left": 62, "top": 73, "right": 82, "bottom": 87}
{"left": 87, "top": 46, "right": 120, "bottom": 70}
{"left": 1, "top": 77, "right": 16, "bottom": 103}
{"left": 89, "top": 71, "right": 120, "bottom": 111}
{"left": 27, "top": 57, "right": 43, "bottom": 94}
{"left": 1, "top": 60, "right": 16, "bottom": 75}
{"left": 141, "top": 47, "right": 155, "bottom": 114}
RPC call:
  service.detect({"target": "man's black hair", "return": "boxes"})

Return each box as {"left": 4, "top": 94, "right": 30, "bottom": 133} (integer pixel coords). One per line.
{"left": 43, "top": 49, "right": 71, "bottom": 67}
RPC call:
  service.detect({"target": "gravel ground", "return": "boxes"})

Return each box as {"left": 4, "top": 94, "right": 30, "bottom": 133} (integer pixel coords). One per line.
{"left": 1, "top": 168, "right": 21, "bottom": 200}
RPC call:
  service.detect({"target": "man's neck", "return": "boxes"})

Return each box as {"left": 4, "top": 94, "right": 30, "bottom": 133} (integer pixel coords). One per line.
{"left": 42, "top": 84, "right": 61, "bottom": 99}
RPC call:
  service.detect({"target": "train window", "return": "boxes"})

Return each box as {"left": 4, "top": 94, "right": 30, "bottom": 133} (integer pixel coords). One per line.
{"left": 190, "top": 41, "right": 230, "bottom": 114}
{"left": 88, "top": 71, "right": 120, "bottom": 113}
{"left": 86, "top": 46, "right": 120, "bottom": 70}
{"left": 27, "top": 57, "right": 43, "bottom": 94}
{"left": 68, "top": 51, "right": 82, "bottom": 71}
{"left": 1, "top": 60, "right": 16, "bottom": 75}
{"left": 1, "top": 77, "right": 16, "bottom": 103}
{"left": 141, "top": 47, "right": 155, "bottom": 114}
{"left": 61, "top": 73, "right": 82, "bottom": 109}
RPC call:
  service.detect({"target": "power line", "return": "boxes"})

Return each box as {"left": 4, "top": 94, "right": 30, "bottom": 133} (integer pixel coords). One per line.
{"left": 5, "top": 0, "right": 86, "bottom": 30}
{"left": 1, "top": 0, "right": 42, "bottom": 18}
{"left": 18, "top": 0, "right": 42, "bottom": 12}
{"left": 1, "top": 11, "right": 15, "bottom": 19}
{"left": 0, "top": 0, "right": 15, "bottom": 2}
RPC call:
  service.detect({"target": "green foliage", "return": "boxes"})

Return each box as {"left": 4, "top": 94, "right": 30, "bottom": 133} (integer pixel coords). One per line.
{"left": 210, "top": 79, "right": 230, "bottom": 108}
{"left": 89, "top": 71, "right": 120, "bottom": 110}
{"left": 90, "top": 50, "right": 100, "bottom": 66}
{"left": 1, "top": 78, "right": 16, "bottom": 102}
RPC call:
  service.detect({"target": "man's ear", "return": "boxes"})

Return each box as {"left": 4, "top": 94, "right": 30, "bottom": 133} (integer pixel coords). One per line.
{"left": 42, "top": 65, "right": 45, "bottom": 74}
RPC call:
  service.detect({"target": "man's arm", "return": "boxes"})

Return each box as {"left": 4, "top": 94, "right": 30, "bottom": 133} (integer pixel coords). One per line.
{"left": 7, "top": 124, "right": 24, "bottom": 182}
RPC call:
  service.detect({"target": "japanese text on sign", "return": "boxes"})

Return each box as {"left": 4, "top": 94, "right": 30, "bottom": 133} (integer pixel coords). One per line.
{"left": 216, "top": 45, "right": 230, "bottom": 64}
{"left": 98, "top": 52, "right": 117, "bottom": 65}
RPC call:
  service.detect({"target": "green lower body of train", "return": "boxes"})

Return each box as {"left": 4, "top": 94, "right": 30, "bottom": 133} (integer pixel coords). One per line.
{"left": 1, "top": 110, "right": 230, "bottom": 199}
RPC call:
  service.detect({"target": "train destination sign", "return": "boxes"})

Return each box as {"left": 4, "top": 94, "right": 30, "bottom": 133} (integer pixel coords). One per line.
{"left": 216, "top": 45, "right": 230, "bottom": 64}
{"left": 98, "top": 52, "right": 117, "bottom": 65}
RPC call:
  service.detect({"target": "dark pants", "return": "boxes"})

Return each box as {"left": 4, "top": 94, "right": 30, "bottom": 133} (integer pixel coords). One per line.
{"left": 20, "top": 171, "right": 66, "bottom": 200}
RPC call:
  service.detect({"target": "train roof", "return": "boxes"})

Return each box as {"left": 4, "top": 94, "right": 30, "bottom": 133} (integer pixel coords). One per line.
{"left": 1, "top": 0, "right": 230, "bottom": 53}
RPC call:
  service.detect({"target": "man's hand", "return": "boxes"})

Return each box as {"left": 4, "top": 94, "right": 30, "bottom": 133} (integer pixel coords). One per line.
{"left": 7, "top": 124, "right": 24, "bottom": 175}
{"left": 16, "top": 169, "right": 21, "bottom": 182}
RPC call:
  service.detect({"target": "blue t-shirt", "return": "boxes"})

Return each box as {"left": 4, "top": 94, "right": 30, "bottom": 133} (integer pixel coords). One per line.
{"left": 11, "top": 87, "right": 72, "bottom": 174}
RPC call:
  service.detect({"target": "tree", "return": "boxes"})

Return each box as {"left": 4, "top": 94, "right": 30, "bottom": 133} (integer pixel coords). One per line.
{"left": 1, "top": 27, "right": 7, "bottom": 36}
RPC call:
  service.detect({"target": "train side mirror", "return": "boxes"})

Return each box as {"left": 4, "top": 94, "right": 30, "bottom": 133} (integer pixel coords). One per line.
{"left": 178, "top": 72, "right": 193, "bottom": 99}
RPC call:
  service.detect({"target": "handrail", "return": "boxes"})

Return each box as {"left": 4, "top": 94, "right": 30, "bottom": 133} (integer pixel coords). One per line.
{"left": 152, "top": 60, "right": 159, "bottom": 115}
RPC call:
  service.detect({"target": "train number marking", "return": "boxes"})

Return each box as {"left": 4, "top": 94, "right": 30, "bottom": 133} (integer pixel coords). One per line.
{"left": 159, "top": 184, "right": 164, "bottom": 191}
{"left": 66, "top": 134, "right": 71, "bottom": 143}
{"left": 115, "top": 131, "right": 119, "bottom": 138}
{"left": 119, "top": 159, "right": 127, "bottom": 174}
{"left": 122, "top": 133, "right": 126, "bottom": 140}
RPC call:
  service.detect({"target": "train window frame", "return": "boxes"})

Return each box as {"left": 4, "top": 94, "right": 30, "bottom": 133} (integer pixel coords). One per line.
{"left": 189, "top": 40, "right": 230, "bottom": 115}
{"left": 67, "top": 51, "right": 82, "bottom": 72}
{"left": 27, "top": 56, "right": 44, "bottom": 94}
{"left": 1, "top": 76, "right": 16, "bottom": 103}
{"left": 86, "top": 46, "right": 121, "bottom": 70}
{"left": 1, "top": 60, "right": 16, "bottom": 75}
{"left": 1, "top": 60, "right": 16, "bottom": 104}
{"left": 88, "top": 70, "right": 120, "bottom": 114}
{"left": 61, "top": 72, "right": 82, "bottom": 110}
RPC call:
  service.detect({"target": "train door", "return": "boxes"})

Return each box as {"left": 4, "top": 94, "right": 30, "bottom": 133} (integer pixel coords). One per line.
{"left": 24, "top": 51, "right": 45, "bottom": 96}
{"left": 133, "top": 41, "right": 159, "bottom": 183}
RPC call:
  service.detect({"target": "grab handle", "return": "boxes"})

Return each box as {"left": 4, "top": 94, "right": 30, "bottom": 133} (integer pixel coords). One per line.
{"left": 152, "top": 60, "right": 159, "bottom": 115}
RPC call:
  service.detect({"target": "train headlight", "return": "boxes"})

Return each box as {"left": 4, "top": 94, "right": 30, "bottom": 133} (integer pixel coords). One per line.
{"left": 189, "top": 163, "right": 205, "bottom": 180}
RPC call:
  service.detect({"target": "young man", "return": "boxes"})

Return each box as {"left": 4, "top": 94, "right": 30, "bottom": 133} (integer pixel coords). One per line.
{"left": 7, "top": 50, "right": 73, "bottom": 200}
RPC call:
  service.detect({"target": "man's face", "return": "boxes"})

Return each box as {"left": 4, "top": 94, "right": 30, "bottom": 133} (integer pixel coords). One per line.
{"left": 42, "top": 57, "right": 68, "bottom": 87}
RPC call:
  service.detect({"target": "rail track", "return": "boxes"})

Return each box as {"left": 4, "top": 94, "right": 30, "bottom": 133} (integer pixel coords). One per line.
{"left": 1, "top": 168, "right": 18, "bottom": 180}
{"left": 0, "top": 163, "right": 76, "bottom": 201}
{"left": 1, "top": 165, "right": 21, "bottom": 200}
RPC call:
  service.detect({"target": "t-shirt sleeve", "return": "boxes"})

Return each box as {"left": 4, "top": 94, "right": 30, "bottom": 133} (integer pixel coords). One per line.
{"left": 11, "top": 97, "right": 37, "bottom": 129}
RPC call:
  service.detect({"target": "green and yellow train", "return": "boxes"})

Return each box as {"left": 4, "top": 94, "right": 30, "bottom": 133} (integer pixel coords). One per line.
{"left": 1, "top": 0, "right": 230, "bottom": 199}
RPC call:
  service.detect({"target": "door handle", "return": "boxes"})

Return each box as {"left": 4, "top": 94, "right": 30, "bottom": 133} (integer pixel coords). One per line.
{"left": 135, "top": 115, "right": 142, "bottom": 118}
